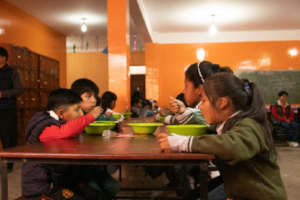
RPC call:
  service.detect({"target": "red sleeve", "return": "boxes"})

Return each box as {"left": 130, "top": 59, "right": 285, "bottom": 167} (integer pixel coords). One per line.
{"left": 271, "top": 106, "right": 285, "bottom": 121}
{"left": 289, "top": 107, "right": 295, "bottom": 121}
{"left": 39, "top": 114, "right": 95, "bottom": 142}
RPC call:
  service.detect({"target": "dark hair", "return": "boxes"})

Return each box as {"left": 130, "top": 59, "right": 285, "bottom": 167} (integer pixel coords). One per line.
{"left": 176, "top": 93, "right": 188, "bottom": 107}
{"left": 96, "top": 96, "right": 101, "bottom": 106}
{"left": 185, "top": 61, "right": 233, "bottom": 88}
{"left": 203, "top": 72, "right": 275, "bottom": 156}
{"left": 47, "top": 88, "right": 82, "bottom": 110}
{"left": 0, "top": 47, "right": 8, "bottom": 61}
{"left": 278, "top": 90, "right": 288, "bottom": 97}
{"left": 144, "top": 100, "right": 152, "bottom": 108}
{"left": 101, "top": 91, "right": 117, "bottom": 113}
{"left": 71, "top": 78, "right": 99, "bottom": 97}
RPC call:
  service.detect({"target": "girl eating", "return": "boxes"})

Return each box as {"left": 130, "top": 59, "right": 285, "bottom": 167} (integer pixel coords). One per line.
{"left": 157, "top": 72, "right": 287, "bottom": 200}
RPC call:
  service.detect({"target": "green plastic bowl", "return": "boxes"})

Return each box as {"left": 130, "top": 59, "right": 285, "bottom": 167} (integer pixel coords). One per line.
{"left": 85, "top": 123, "right": 115, "bottom": 135}
{"left": 128, "top": 123, "right": 163, "bottom": 134}
{"left": 112, "top": 113, "right": 122, "bottom": 120}
{"left": 166, "top": 125, "right": 208, "bottom": 136}
{"left": 123, "top": 112, "right": 132, "bottom": 120}
{"left": 94, "top": 121, "right": 117, "bottom": 128}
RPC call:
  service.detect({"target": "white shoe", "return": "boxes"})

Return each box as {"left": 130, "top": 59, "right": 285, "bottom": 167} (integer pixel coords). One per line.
{"left": 288, "top": 141, "right": 299, "bottom": 147}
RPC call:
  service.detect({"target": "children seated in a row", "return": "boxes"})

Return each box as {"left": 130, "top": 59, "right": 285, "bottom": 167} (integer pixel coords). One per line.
{"left": 157, "top": 72, "right": 287, "bottom": 200}
{"left": 22, "top": 79, "right": 119, "bottom": 199}
{"left": 130, "top": 91, "right": 154, "bottom": 118}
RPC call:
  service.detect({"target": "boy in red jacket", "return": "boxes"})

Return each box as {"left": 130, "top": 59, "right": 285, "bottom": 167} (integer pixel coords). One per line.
{"left": 22, "top": 89, "right": 103, "bottom": 199}
{"left": 271, "top": 90, "right": 299, "bottom": 147}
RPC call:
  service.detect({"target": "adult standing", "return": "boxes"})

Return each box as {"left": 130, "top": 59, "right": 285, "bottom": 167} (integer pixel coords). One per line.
{"left": 0, "top": 47, "right": 24, "bottom": 171}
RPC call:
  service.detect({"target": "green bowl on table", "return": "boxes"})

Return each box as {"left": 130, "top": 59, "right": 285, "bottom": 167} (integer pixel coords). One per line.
{"left": 85, "top": 123, "right": 115, "bottom": 135}
{"left": 94, "top": 121, "right": 118, "bottom": 128}
{"left": 166, "top": 125, "right": 208, "bottom": 136}
{"left": 123, "top": 112, "right": 132, "bottom": 120}
{"left": 112, "top": 113, "right": 122, "bottom": 120}
{"left": 128, "top": 123, "right": 163, "bottom": 134}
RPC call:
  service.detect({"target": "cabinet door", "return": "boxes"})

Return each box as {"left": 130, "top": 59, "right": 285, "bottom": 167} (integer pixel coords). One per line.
{"left": 22, "top": 49, "right": 31, "bottom": 69}
{"left": 40, "top": 91, "right": 49, "bottom": 109}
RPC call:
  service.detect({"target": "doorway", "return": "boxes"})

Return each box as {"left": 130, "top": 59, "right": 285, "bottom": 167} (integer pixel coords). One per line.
{"left": 130, "top": 66, "right": 146, "bottom": 99}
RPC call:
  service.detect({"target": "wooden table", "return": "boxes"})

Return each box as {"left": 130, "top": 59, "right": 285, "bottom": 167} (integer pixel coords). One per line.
{"left": 0, "top": 126, "right": 214, "bottom": 200}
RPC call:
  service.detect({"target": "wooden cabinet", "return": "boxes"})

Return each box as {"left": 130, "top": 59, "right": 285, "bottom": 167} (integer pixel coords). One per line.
{"left": 0, "top": 43, "right": 60, "bottom": 144}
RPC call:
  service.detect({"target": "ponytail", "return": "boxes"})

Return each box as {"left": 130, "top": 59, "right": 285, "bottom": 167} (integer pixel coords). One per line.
{"left": 203, "top": 73, "right": 276, "bottom": 156}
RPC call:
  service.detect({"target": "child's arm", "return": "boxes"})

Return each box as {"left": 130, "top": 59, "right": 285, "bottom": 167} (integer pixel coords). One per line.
{"left": 39, "top": 114, "right": 95, "bottom": 142}
{"left": 271, "top": 106, "right": 285, "bottom": 121}
{"left": 164, "top": 108, "right": 206, "bottom": 125}
{"left": 158, "top": 118, "right": 267, "bottom": 165}
{"left": 288, "top": 107, "right": 294, "bottom": 121}
{"left": 190, "top": 118, "right": 267, "bottom": 165}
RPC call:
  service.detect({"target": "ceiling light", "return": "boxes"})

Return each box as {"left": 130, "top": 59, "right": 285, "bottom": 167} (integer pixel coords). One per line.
{"left": 209, "top": 14, "right": 218, "bottom": 35}
{"left": 209, "top": 24, "right": 217, "bottom": 35}
{"left": 196, "top": 48, "right": 206, "bottom": 61}
{"left": 0, "top": 28, "right": 4, "bottom": 35}
{"left": 81, "top": 18, "right": 87, "bottom": 33}
{"left": 288, "top": 48, "right": 298, "bottom": 57}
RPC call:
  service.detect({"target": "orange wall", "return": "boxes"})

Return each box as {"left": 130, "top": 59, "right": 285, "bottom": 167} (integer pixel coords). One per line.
{"left": 107, "top": 0, "right": 130, "bottom": 112}
{"left": 67, "top": 52, "right": 108, "bottom": 96}
{"left": 145, "top": 41, "right": 300, "bottom": 106}
{"left": 131, "top": 51, "right": 145, "bottom": 65}
{"left": 0, "top": 0, "right": 66, "bottom": 87}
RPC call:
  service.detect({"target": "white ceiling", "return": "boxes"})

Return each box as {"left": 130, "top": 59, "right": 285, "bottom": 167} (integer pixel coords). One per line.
{"left": 7, "top": 0, "right": 107, "bottom": 36}
{"left": 6, "top": 0, "right": 151, "bottom": 52}
{"left": 137, "top": 0, "right": 300, "bottom": 43}
{"left": 6, "top": 0, "right": 300, "bottom": 45}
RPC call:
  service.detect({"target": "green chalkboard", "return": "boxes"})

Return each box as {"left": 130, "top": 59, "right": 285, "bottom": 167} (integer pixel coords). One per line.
{"left": 235, "top": 70, "right": 300, "bottom": 104}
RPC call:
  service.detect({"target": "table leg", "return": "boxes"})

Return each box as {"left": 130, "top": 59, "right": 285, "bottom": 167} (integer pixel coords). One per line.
{"left": 0, "top": 160, "right": 8, "bottom": 200}
{"left": 199, "top": 162, "right": 209, "bottom": 200}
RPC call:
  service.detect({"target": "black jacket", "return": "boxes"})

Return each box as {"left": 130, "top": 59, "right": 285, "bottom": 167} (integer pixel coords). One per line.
{"left": 0, "top": 64, "right": 23, "bottom": 109}
{"left": 22, "top": 111, "right": 65, "bottom": 197}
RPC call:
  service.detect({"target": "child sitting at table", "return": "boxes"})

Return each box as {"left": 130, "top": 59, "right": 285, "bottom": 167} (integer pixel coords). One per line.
{"left": 22, "top": 89, "right": 119, "bottom": 200}
{"left": 71, "top": 79, "right": 120, "bottom": 199}
{"left": 96, "top": 91, "right": 119, "bottom": 121}
{"left": 157, "top": 72, "right": 287, "bottom": 200}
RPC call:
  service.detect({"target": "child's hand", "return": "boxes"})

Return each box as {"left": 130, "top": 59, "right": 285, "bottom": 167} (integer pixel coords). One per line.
{"left": 89, "top": 106, "right": 103, "bottom": 119}
{"left": 156, "top": 133, "right": 173, "bottom": 153}
{"left": 169, "top": 97, "right": 186, "bottom": 114}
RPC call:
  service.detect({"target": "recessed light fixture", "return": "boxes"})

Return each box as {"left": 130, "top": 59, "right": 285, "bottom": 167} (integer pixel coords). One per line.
{"left": 196, "top": 48, "right": 206, "bottom": 61}
{"left": 81, "top": 18, "right": 87, "bottom": 33}
{"left": 288, "top": 48, "right": 298, "bottom": 57}
{"left": 209, "top": 14, "right": 217, "bottom": 35}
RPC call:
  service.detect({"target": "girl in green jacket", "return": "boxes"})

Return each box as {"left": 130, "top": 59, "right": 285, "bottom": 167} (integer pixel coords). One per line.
{"left": 158, "top": 72, "right": 287, "bottom": 200}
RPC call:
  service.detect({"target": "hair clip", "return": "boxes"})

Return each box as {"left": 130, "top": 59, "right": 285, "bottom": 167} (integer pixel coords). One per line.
{"left": 244, "top": 82, "right": 251, "bottom": 94}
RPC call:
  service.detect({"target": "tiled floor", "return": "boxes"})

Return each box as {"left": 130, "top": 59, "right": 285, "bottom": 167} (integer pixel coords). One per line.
{"left": 1, "top": 146, "right": 299, "bottom": 200}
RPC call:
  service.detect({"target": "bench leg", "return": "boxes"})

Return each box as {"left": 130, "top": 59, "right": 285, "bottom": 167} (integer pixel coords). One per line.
{"left": 199, "top": 162, "right": 209, "bottom": 200}
{"left": 1, "top": 160, "right": 8, "bottom": 200}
